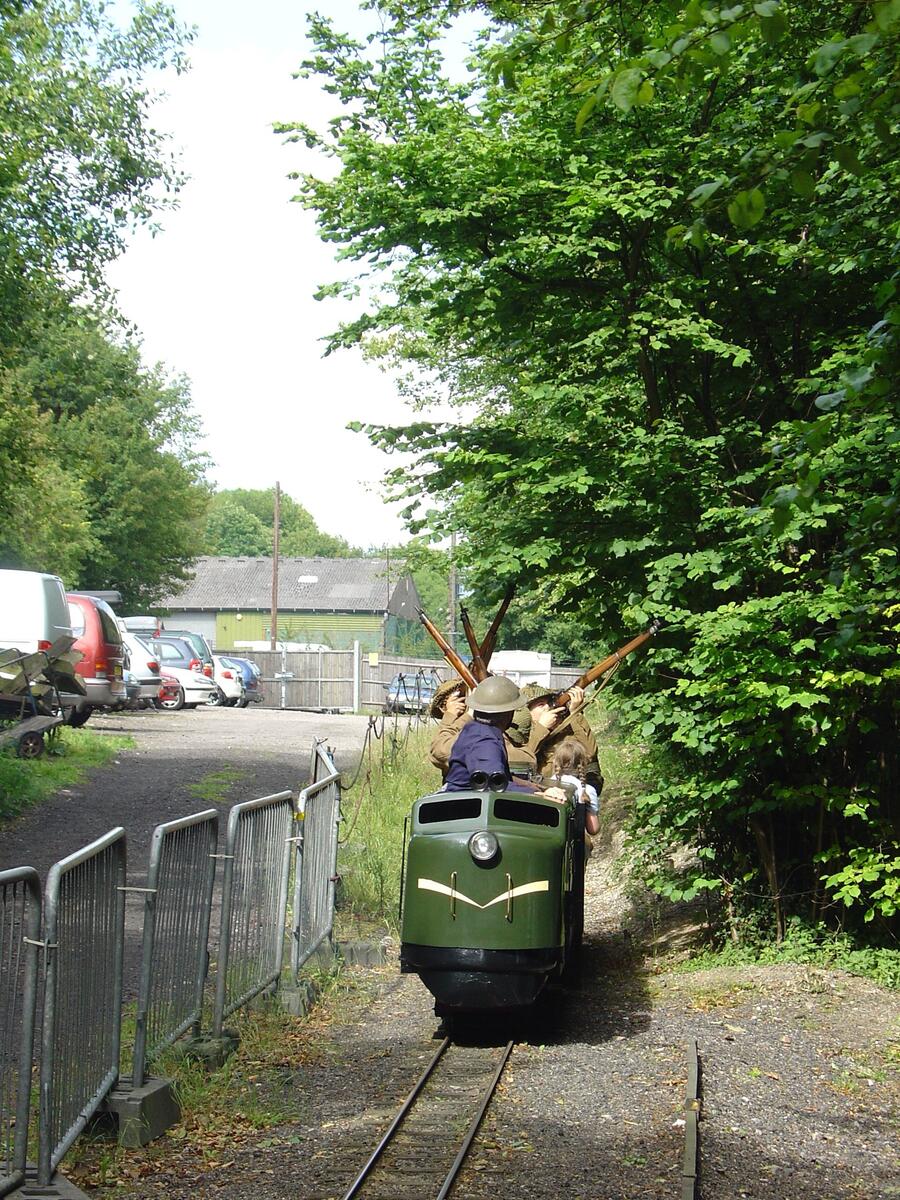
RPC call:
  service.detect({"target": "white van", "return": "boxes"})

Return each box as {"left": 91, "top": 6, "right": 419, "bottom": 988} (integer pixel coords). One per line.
{"left": 0, "top": 568, "right": 73, "bottom": 653}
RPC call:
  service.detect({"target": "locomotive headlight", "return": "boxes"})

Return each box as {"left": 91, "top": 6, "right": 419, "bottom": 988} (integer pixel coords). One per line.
{"left": 468, "top": 831, "right": 499, "bottom": 863}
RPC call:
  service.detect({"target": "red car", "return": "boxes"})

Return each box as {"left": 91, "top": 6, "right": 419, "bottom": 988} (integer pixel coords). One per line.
{"left": 66, "top": 593, "right": 127, "bottom": 726}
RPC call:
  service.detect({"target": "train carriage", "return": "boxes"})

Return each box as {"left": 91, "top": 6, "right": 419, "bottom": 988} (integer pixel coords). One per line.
{"left": 400, "top": 785, "right": 585, "bottom": 1013}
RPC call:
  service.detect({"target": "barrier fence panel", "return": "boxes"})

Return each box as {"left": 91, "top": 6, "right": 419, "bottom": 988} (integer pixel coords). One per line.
{"left": 38, "top": 829, "right": 126, "bottom": 1184}
{"left": 212, "top": 793, "right": 293, "bottom": 1037}
{"left": 291, "top": 743, "right": 342, "bottom": 976}
{"left": 132, "top": 810, "right": 219, "bottom": 1087}
{"left": 0, "top": 867, "right": 41, "bottom": 1198}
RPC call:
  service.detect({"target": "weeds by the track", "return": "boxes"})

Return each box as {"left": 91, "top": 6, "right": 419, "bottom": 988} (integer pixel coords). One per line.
{"left": 337, "top": 723, "right": 438, "bottom": 936}
{"left": 0, "top": 726, "right": 133, "bottom": 822}
{"left": 68, "top": 976, "right": 374, "bottom": 1195}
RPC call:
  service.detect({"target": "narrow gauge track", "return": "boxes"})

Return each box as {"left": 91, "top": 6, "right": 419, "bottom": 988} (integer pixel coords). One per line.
{"left": 341, "top": 1037, "right": 514, "bottom": 1200}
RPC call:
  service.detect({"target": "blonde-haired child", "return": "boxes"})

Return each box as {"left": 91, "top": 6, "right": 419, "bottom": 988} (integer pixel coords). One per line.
{"left": 551, "top": 737, "right": 600, "bottom": 836}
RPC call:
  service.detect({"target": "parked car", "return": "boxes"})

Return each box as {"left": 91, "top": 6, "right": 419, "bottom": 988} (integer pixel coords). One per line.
{"left": 207, "top": 655, "right": 245, "bottom": 707}
{"left": 217, "top": 655, "right": 264, "bottom": 707}
{"left": 123, "top": 669, "right": 143, "bottom": 708}
{"left": 122, "top": 615, "right": 166, "bottom": 636}
{"left": 157, "top": 672, "right": 181, "bottom": 707}
{"left": 148, "top": 642, "right": 216, "bottom": 710}
{"left": 66, "top": 593, "right": 127, "bottom": 725}
{"left": 162, "top": 629, "right": 214, "bottom": 678}
{"left": 119, "top": 630, "right": 163, "bottom": 705}
{"left": 383, "top": 671, "right": 440, "bottom": 715}
{"left": 0, "top": 569, "right": 73, "bottom": 653}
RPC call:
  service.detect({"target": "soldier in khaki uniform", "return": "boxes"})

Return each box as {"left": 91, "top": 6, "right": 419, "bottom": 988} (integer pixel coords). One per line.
{"left": 519, "top": 683, "right": 604, "bottom": 795}
{"left": 429, "top": 677, "right": 537, "bottom": 780}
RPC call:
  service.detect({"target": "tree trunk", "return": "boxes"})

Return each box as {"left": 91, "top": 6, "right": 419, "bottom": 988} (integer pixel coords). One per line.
{"left": 750, "top": 814, "right": 784, "bottom": 941}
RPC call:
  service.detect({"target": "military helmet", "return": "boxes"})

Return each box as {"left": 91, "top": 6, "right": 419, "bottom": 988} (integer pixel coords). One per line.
{"left": 521, "top": 681, "right": 557, "bottom": 705}
{"left": 430, "top": 676, "right": 465, "bottom": 719}
{"left": 466, "top": 675, "right": 527, "bottom": 714}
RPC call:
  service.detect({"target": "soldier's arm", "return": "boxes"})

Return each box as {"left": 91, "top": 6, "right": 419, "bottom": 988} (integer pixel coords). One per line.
{"left": 429, "top": 713, "right": 467, "bottom": 774}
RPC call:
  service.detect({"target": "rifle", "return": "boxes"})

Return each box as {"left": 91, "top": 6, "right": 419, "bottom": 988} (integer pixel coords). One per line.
{"left": 554, "top": 619, "right": 662, "bottom": 707}
{"left": 417, "top": 609, "right": 478, "bottom": 689}
{"left": 479, "top": 584, "right": 515, "bottom": 667}
{"left": 459, "top": 606, "right": 489, "bottom": 681}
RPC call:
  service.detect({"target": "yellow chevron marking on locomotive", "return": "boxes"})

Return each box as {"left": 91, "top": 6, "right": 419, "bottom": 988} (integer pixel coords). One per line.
{"left": 417, "top": 878, "right": 549, "bottom": 909}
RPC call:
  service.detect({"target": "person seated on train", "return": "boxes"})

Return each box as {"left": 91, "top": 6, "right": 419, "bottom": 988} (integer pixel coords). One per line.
{"left": 444, "top": 676, "right": 535, "bottom": 793}
{"left": 428, "top": 677, "right": 469, "bottom": 778}
{"left": 430, "top": 676, "right": 538, "bottom": 781}
{"left": 550, "top": 737, "right": 601, "bottom": 837}
{"left": 521, "top": 682, "right": 604, "bottom": 796}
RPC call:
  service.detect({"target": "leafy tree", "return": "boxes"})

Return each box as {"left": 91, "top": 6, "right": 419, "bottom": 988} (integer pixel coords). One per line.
{"left": 204, "top": 495, "right": 271, "bottom": 556}
{"left": 210, "top": 487, "right": 359, "bottom": 558}
{"left": 0, "top": 0, "right": 192, "bottom": 341}
{"left": 290, "top": 1, "right": 898, "bottom": 937}
{"left": 0, "top": 368, "right": 96, "bottom": 578}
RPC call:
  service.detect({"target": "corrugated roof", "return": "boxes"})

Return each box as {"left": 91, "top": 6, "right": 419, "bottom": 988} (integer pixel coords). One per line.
{"left": 161, "top": 557, "right": 405, "bottom": 613}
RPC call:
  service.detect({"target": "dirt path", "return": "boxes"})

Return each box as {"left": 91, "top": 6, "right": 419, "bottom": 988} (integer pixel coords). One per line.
{"left": 0, "top": 706, "right": 372, "bottom": 998}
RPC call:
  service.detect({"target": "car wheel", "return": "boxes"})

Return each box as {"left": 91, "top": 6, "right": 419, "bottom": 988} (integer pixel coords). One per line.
{"left": 206, "top": 686, "right": 226, "bottom": 707}
{"left": 237, "top": 696, "right": 250, "bottom": 709}
{"left": 17, "top": 730, "right": 45, "bottom": 758}
{"left": 66, "top": 706, "right": 92, "bottom": 728}
{"left": 158, "top": 687, "right": 185, "bottom": 712}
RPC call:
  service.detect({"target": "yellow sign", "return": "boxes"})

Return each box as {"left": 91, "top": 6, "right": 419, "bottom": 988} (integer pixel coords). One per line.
{"left": 368, "top": 652, "right": 379, "bottom": 666}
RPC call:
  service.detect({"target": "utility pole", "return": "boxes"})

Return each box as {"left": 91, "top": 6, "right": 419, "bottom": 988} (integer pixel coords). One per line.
{"left": 270, "top": 481, "right": 281, "bottom": 650}
{"left": 448, "top": 530, "right": 458, "bottom": 651}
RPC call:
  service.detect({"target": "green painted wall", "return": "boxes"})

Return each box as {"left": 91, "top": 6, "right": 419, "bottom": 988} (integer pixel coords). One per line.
{"left": 216, "top": 610, "right": 385, "bottom": 651}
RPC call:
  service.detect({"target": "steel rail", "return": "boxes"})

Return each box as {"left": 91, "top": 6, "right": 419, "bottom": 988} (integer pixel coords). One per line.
{"left": 341, "top": 1037, "right": 450, "bottom": 1200}
{"left": 341, "top": 1037, "right": 512, "bottom": 1200}
{"left": 436, "top": 1038, "right": 514, "bottom": 1200}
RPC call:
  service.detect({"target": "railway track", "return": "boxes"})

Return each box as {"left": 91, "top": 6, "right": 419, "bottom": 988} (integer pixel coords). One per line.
{"left": 340, "top": 1036, "right": 514, "bottom": 1200}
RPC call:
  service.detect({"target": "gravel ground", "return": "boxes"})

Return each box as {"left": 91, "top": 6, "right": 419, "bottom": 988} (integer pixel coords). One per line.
{"left": 0, "top": 705, "right": 372, "bottom": 998}
{"left": 5, "top": 711, "right": 896, "bottom": 1198}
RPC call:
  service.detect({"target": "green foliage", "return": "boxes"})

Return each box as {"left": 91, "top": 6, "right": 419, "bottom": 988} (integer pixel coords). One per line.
{"left": 676, "top": 917, "right": 900, "bottom": 990}
{"left": 292, "top": 1, "right": 899, "bottom": 942}
{"left": 0, "top": 1, "right": 206, "bottom": 605}
{"left": 205, "top": 487, "right": 359, "bottom": 558}
{"left": 0, "top": 0, "right": 192, "bottom": 338}
{"left": 205, "top": 496, "right": 271, "bottom": 556}
{"left": 0, "top": 727, "right": 133, "bottom": 822}
{"left": 338, "top": 725, "right": 438, "bottom": 929}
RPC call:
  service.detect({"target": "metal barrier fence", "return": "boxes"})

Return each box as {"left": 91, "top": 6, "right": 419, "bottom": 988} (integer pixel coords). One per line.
{"left": 0, "top": 868, "right": 41, "bottom": 1198}
{"left": 291, "top": 742, "right": 342, "bottom": 976}
{"left": 38, "top": 829, "right": 126, "bottom": 1184}
{"left": 132, "top": 809, "right": 219, "bottom": 1087}
{"left": 0, "top": 744, "right": 345, "bottom": 1187}
{"left": 212, "top": 792, "right": 294, "bottom": 1037}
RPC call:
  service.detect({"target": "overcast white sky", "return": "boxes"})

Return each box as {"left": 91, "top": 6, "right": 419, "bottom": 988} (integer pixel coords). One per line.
{"left": 106, "top": 1, "right": 474, "bottom": 550}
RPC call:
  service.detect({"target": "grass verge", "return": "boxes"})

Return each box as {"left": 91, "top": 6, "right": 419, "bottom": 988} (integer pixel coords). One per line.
{"left": 0, "top": 726, "right": 134, "bottom": 823}
{"left": 187, "top": 766, "right": 250, "bottom": 804}
{"left": 67, "top": 971, "right": 373, "bottom": 1196}
{"left": 336, "top": 720, "right": 438, "bottom": 938}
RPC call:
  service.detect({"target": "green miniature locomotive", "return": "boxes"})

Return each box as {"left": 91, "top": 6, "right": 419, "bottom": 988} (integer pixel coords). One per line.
{"left": 399, "top": 786, "right": 585, "bottom": 1013}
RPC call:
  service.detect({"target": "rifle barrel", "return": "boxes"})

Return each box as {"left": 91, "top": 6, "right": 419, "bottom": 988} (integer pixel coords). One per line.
{"left": 459, "top": 606, "right": 488, "bottom": 681}
{"left": 555, "top": 619, "right": 661, "bottom": 706}
{"left": 480, "top": 585, "right": 515, "bottom": 666}
{"left": 417, "top": 609, "right": 477, "bottom": 689}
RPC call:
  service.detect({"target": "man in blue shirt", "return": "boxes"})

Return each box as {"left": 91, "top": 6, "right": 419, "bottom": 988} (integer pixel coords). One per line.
{"left": 444, "top": 676, "right": 535, "bottom": 793}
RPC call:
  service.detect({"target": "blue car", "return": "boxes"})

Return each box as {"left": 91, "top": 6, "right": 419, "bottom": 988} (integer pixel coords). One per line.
{"left": 383, "top": 671, "right": 440, "bottom": 715}
{"left": 218, "top": 655, "right": 264, "bottom": 707}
